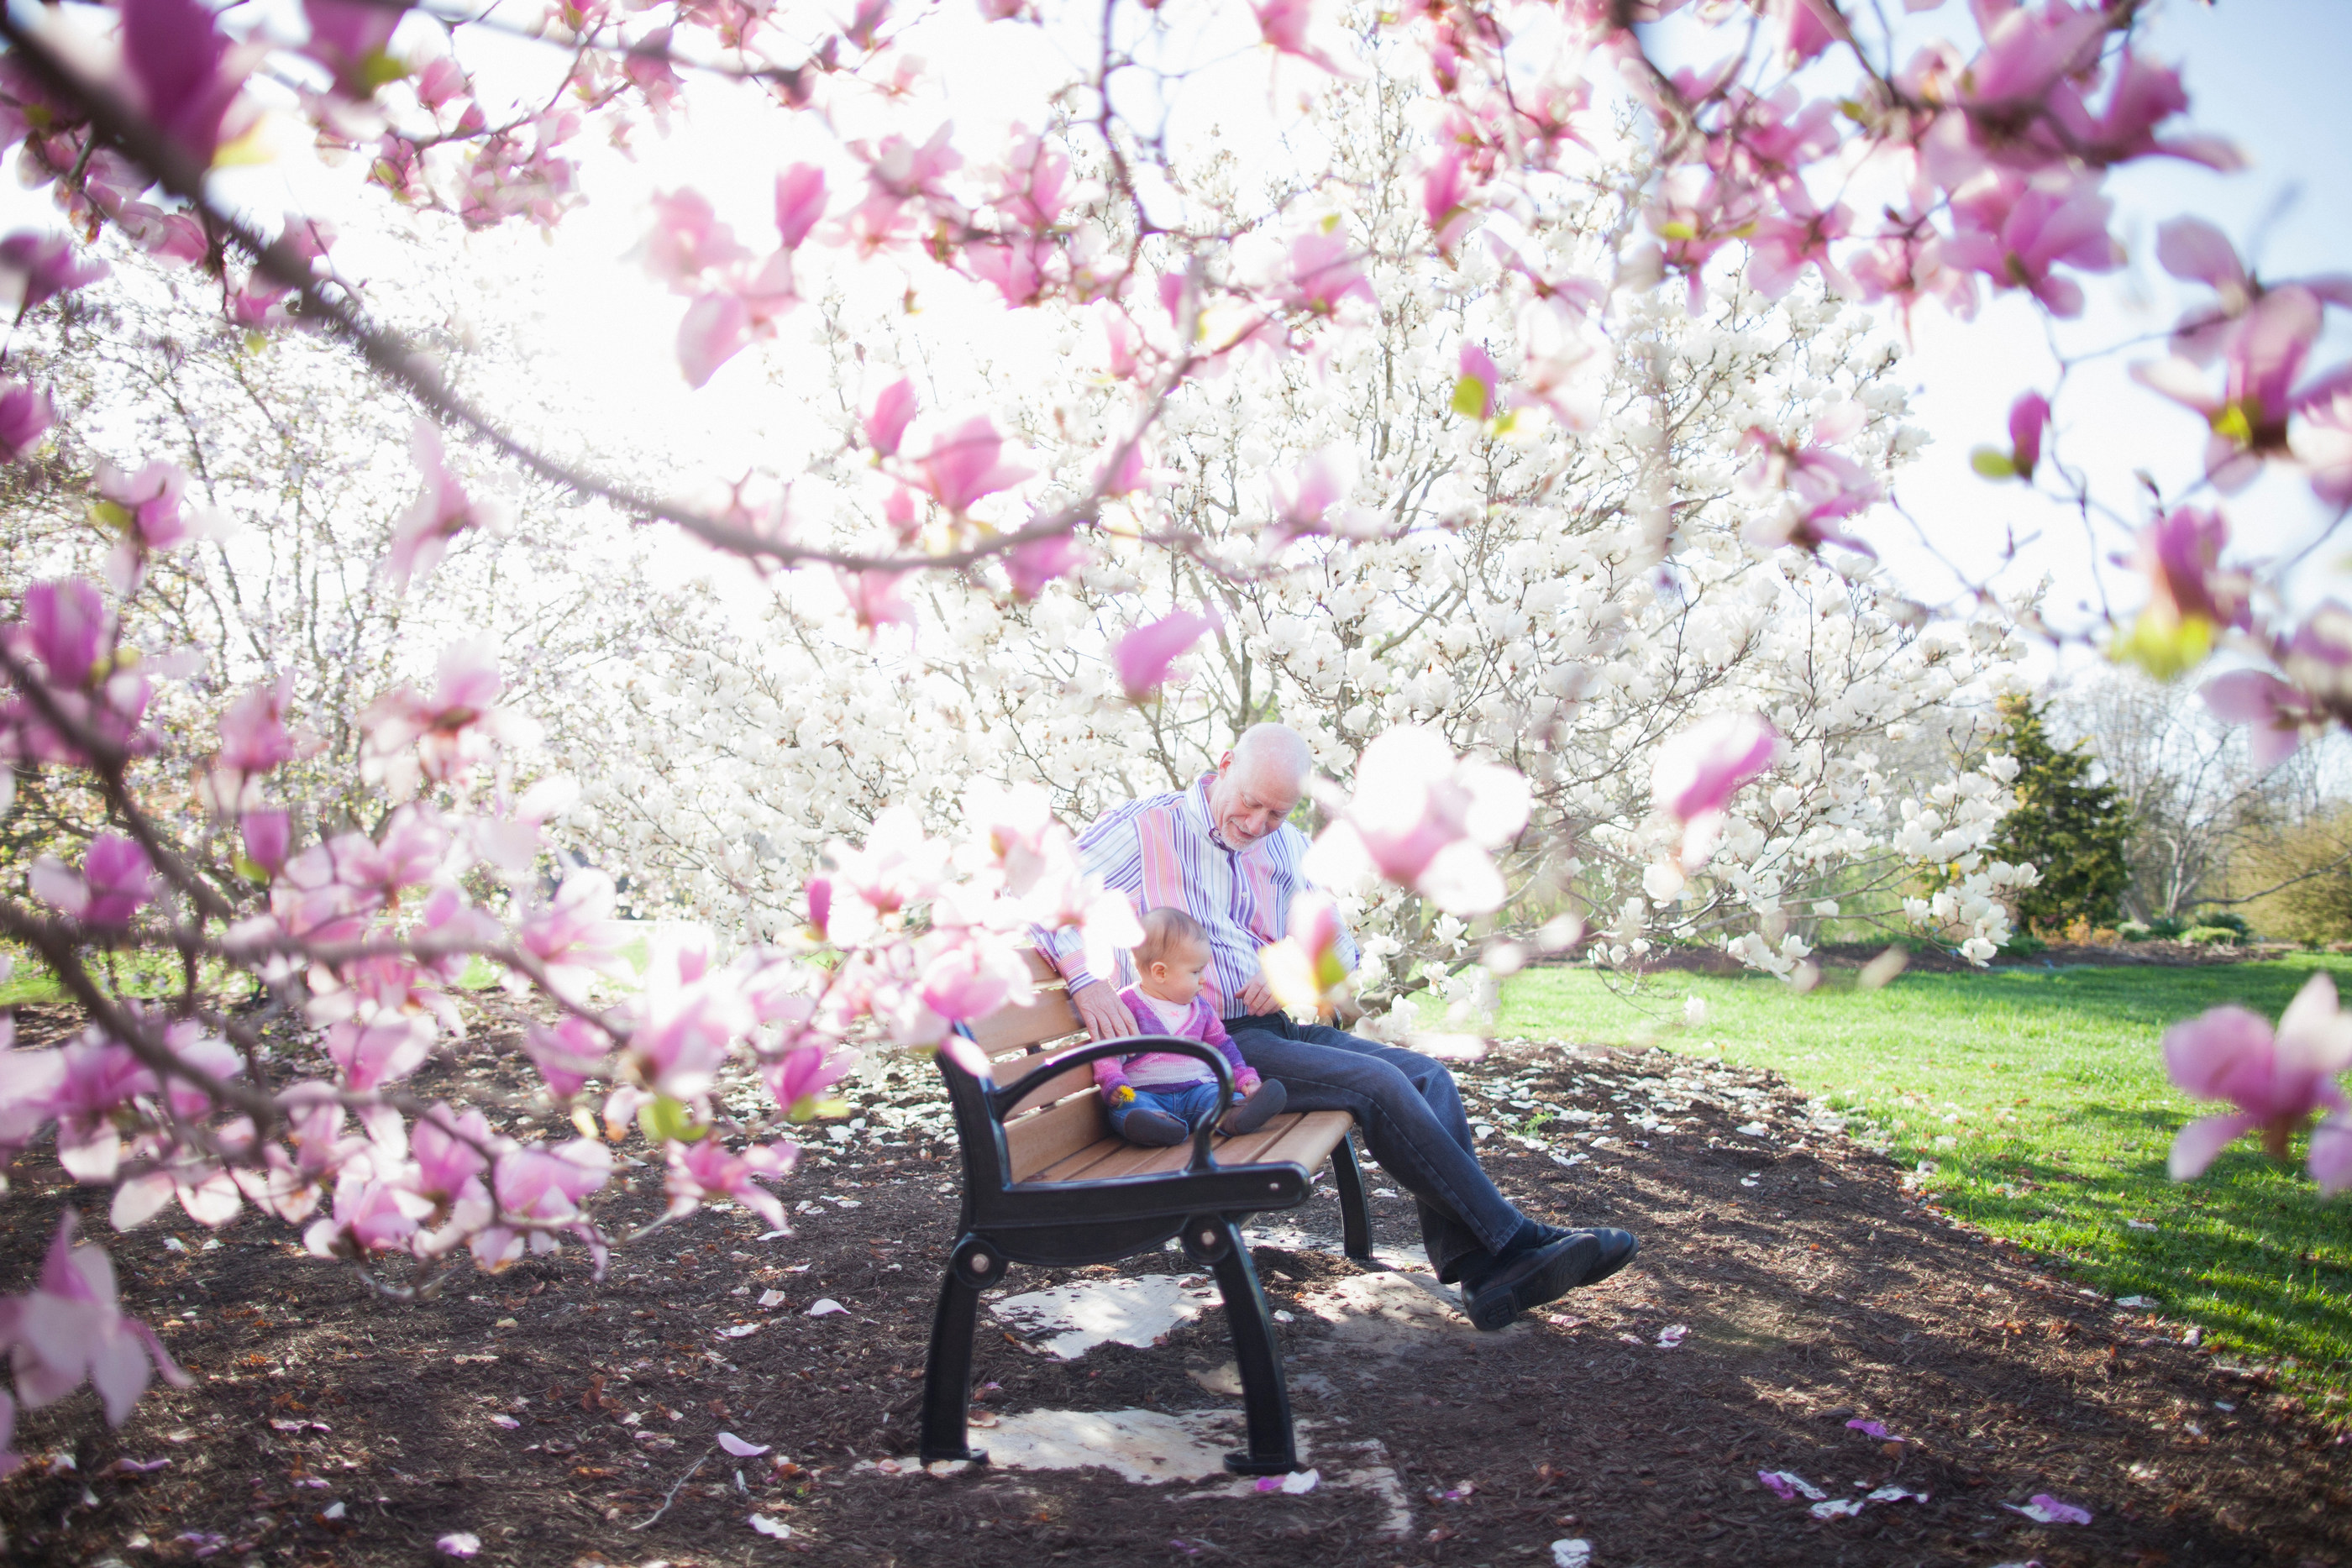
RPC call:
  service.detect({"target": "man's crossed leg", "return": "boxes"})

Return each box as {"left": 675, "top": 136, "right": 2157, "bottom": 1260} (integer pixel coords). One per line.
{"left": 1224, "top": 1014, "right": 1637, "bottom": 1329}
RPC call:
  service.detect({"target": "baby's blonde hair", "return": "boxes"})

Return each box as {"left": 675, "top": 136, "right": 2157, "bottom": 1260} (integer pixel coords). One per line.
{"left": 1133, "top": 905, "right": 1208, "bottom": 970}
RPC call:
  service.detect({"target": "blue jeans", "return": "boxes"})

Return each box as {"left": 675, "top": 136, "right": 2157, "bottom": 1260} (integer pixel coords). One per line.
{"left": 1107, "top": 1079, "right": 1225, "bottom": 1137}
{"left": 1226, "top": 1015, "right": 1523, "bottom": 1282}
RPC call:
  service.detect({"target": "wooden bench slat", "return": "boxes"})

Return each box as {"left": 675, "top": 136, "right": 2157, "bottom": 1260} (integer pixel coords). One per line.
{"left": 1001, "top": 1062, "right": 1095, "bottom": 1119}
{"left": 969, "top": 992, "right": 1084, "bottom": 1057}
{"left": 1258, "top": 1110, "right": 1353, "bottom": 1171}
{"left": 1005, "top": 1093, "right": 1109, "bottom": 1181}
{"left": 1017, "top": 1109, "right": 1355, "bottom": 1188}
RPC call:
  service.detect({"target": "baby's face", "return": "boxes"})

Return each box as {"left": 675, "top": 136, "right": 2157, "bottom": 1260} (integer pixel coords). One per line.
{"left": 1143, "top": 939, "right": 1210, "bottom": 1004}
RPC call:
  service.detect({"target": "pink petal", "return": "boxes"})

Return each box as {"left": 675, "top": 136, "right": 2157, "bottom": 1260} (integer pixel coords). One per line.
{"left": 2309, "top": 1113, "right": 2352, "bottom": 1195}
{"left": 2168, "top": 1111, "right": 2256, "bottom": 1180}
{"left": 2155, "top": 217, "right": 2245, "bottom": 292}
{"left": 717, "top": 1431, "right": 771, "bottom": 1457}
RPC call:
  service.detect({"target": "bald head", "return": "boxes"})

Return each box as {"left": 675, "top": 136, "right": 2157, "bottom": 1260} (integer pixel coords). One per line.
{"left": 1207, "top": 722, "right": 1312, "bottom": 848}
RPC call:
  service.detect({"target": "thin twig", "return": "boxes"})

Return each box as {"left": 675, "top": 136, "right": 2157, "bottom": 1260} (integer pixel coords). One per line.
{"left": 630, "top": 1450, "right": 711, "bottom": 1530}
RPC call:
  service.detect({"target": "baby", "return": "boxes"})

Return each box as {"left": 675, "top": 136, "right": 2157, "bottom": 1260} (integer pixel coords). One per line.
{"left": 1095, "top": 906, "right": 1289, "bottom": 1146}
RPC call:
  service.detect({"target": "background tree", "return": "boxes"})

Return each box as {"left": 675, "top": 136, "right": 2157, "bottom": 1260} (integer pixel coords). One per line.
{"left": 1989, "top": 695, "right": 2134, "bottom": 932}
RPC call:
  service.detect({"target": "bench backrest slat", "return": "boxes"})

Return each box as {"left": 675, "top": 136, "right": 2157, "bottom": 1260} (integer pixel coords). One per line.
{"left": 1001, "top": 1061, "right": 1095, "bottom": 1119}
{"left": 1005, "top": 1092, "right": 1110, "bottom": 1182}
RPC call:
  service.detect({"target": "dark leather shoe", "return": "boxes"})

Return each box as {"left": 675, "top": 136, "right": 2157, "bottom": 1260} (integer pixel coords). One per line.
{"left": 1583, "top": 1226, "right": 1640, "bottom": 1285}
{"left": 1520, "top": 1223, "right": 1640, "bottom": 1285}
{"left": 1462, "top": 1231, "right": 1602, "bottom": 1331}
{"left": 1218, "top": 1080, "right": 1288, "bottom": 1136}
{"left": 1120, "top": 1108, "right": 1189, "bottom": 1146}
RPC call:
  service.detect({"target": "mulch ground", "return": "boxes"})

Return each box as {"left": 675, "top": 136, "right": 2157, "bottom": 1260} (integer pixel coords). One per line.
{"left": 3, "top": 1008, "right": 2347, "bottom": 1568}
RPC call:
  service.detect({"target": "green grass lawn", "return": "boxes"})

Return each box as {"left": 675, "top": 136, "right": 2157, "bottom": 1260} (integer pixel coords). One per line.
{"left": 1494, "top": 953, "right": 2352, "bottom": 1398}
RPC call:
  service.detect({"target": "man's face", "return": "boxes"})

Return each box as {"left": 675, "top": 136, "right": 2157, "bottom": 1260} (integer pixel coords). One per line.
{"left": 1208, "top": 754, "right": 1303, "bottom": 848}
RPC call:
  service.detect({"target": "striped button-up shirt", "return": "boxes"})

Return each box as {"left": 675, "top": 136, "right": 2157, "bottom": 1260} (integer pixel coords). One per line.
{"left": 1038, "top": 774, "right": 1361, "bottom": 1018}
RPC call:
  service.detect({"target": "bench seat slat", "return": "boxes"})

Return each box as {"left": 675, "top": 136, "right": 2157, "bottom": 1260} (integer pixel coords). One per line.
{"left": 1018, "top": 1109, "right": 1355, "bottom": 1188}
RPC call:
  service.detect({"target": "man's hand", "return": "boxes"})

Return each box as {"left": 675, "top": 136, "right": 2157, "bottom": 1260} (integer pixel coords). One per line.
{"left": 1069, "top": 979, "right": 1139, "bottom": 1041}
{"left": 1236, "top": 972, "right": 1279, "bottom": 1016}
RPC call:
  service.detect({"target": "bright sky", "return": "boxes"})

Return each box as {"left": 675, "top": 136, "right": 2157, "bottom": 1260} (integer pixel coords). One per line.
{"left": 22, "top": 0, "right": 2352, "bottom": 653}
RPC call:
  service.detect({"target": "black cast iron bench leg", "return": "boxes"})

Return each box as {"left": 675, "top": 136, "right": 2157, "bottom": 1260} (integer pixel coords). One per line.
{"left": 1182, "top": 1212, "right": 1297, "bottom": 1476}
{"left": 1329, "top": 1131, "right": 1373, "bottom": 1263}
{"left": 917, "top": 1235, "right": 995, "bottom": 1465}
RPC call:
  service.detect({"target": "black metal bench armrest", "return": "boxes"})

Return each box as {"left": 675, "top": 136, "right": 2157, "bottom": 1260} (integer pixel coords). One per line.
{"left": 989, "top": 1035, "right": 1233, "bottom": 1175}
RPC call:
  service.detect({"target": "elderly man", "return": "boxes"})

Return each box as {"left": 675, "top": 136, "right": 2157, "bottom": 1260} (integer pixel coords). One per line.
{"left": 1038, "top": 722, "right": 1635, "bottom": 1331}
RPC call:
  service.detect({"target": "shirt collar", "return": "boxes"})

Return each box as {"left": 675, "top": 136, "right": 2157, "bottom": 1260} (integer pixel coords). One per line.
{"left": 1185, "top": 773, "right": 1231, "bottom": 852}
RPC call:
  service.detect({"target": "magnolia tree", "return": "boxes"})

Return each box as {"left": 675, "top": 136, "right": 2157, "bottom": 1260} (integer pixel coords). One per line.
{"left": 580, "top": 71, "right": 2034, "bottom": 1022}
{"left": 0, "top": 0, "right": 2346, "bottom": 1462}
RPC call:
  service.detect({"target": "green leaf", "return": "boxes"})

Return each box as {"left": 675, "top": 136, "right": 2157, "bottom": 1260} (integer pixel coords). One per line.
{"left": 1450, "top": 376, "right": 1489, "bottom": 419}
{"left": 1655, "top": 220, "right": 1697, "bottom": 242}
{"left": 638, "top": 1093, "right": 707, "bottom": 1146}
{"left": 1970, "top": 447, "right": 2017, "bottom": 480}
{"left": 2113, "top": 610, "right": 2214, "bottom": 683}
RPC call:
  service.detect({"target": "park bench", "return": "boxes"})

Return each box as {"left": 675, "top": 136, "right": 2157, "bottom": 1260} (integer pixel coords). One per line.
{"left": 918, "top": 951, "right": 1373, "bottom": 1476}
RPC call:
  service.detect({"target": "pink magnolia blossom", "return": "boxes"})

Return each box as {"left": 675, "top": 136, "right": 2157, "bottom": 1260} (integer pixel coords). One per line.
{"left": 50, "top": 1034, "right": 156, "bottom": 1183}
{"left": 31, "top": 832, "right": 159, "bottom": 926}
{"left": 2201, "top": 672, "right": 2318, "bottom": 771}
{"left": 866, "top": 378, "right": 917, "bottom": 457}
{"left": 619, "top": 933, "right": 748, "bottom": 1101}
{"left": 0, "top": 379, "right": 55, "bottom": 462}
{"left": 1303, "top": 725, "right": 1531, "bottom": 915}
{"left": 2008, "top": 391, "right": 2050, "bottom": 480}
{"left": 1253, "top": 0, "right": 1351, "bottom": 74}
{"left": 1455, "top": 341, "right": 1500, "bottom": 422}
{"left": 403, "top": 1102, "right": 496, "bottom": 1246}
{"left": 1745, "top": 199, "right": 1854, "bottom": 302}
{"left": 359, "top": 638, "right": 536, "bottom": 797}
{"left": 524, "top": 1017, "right": 609, "bottom": 1100}
{"left": 2134, "top": 506, "right": 2249, "bottom": 633}
{"left": 1114, "top": 610, "right": 1213, "bottom": 701}
{"left": 302, "top": 1169, "right": 417, "bottom": 1258}
{"left": 388, "top": 422, "right": 499, "bottom": 590}
{"left": 2163, "top": 972, "right": 2352, "bottom": 1184}
{"left": 471, "top": 1137, "right": 611, "bottom": 1270}
{"left": 0, "top": 1035, "right": 62, "bottom": 1166}
{"left": 518, "top": 871, "right": 630, "bottom": 1000}
{"left": 1271, "top": 450, "right": 1348, "bottom": 541}
{"left": 1738, "top": 411, "right": 1882, "bottom": 553}
{"left": 1943, "top": 175, "right": 2121, "bottom": 317}
{"left": 0, "top": 1211, "right": 189, "bottom": 1424}
{"left": 2134, "top": 286, "right": 2349, "bottom": 492}
{"left": 1259, "top": 890, "right": 1352, "bottom": 1014}
{"left": 1283, "top": 233, "right": 1374, "bottom": 317}
{"left": 1005, "top": 532, "right": 1087, "bottom": 598}
{"left": 0, "top": 231, "right": 108, "bottom": 312}
{"left": 301, "top": 0, "right": 406, "bottom": 98}
{"left": 917, "top": 937, "right": 1028, "bottom": 1023}
{"left": 836, "top": 568, "right": 913, "bottom": 634}
{"left": 22, "top": 577, "right": 108, "bottom": 688}
{"left": 1771, "top": 0, "right": 1844, "bottom": 66}
{"left": 123, "top": 0, "right": 260, "bottom": 164}
{"left": 2049, "top": 50, "right": 2241, "bottom": 173}
{"left": 93, "top": 459, "right": 211, "bottom": 590}
{"left": 2295, "top": 390, "right": 2352, "bottom": 511}
{"left": 2313, "top": 1113, "right": 2352, "bottom": 1196}
{"left": 639, "top": 190, "right": 750, "bottom": 294}
{"left": 1651, "top": 712, "right": 1782, "bottom": 867}
{"left": 916, "top": 417, "right": 1032, "bottom": 512}
{"left": 241, "top": 810, "right": 291, "bottom": 878}
{"left": 804, "top": 876, "right": 832, "bottom": 938}
{"left": 664, "top": 1138, "right": 798, "bottom": 1229}
{"left": 764, "top": 1043, "right": 855, "bottom": 1122}
{"left": 775, "top": 165, "right": 827, "bottom": 249}
{"left": 1422, "top": 149, "right": 1476, "bottom": 251}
